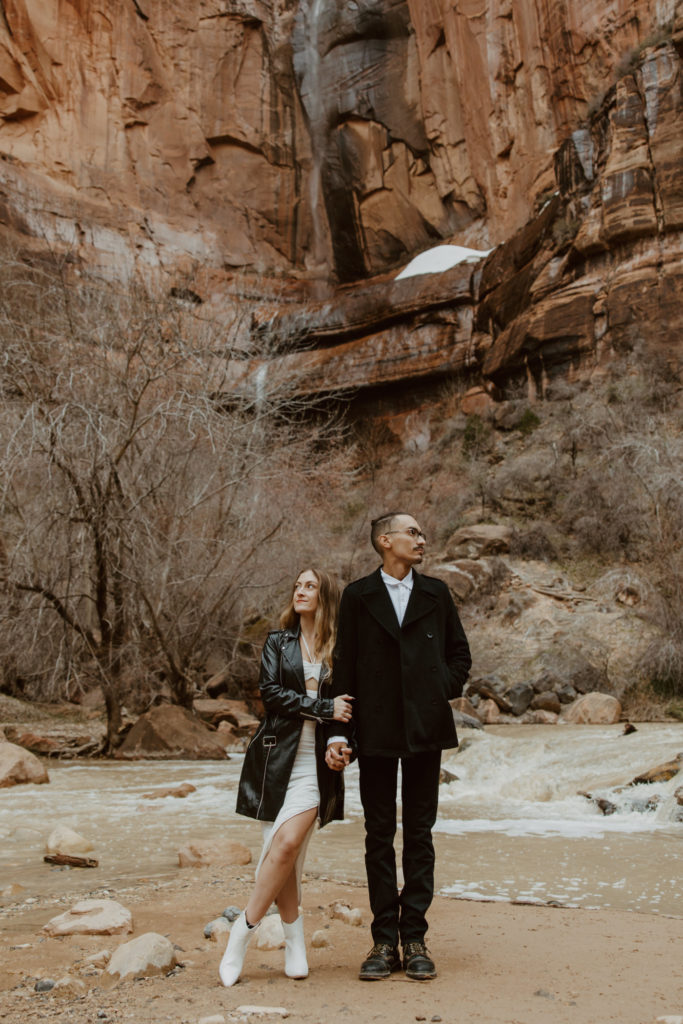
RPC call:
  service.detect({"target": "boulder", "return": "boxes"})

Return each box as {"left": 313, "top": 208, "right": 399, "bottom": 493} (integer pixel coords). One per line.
{"left": 450, "top": 696, "right": 481, "bottom": 720}
{"left": 0, "top": 742, "right": 49, "bottom": 787}
{"left": 504, "top": 683, "right": 534, "bottom": 716}
{"left": 560, "top": 693, "right": 622, "bottom": 724}
{"left": 114, "top": 705, "right": 228, "bottom": 760}
{"left": 532, "top": 646, "right": 607, "bottom": 695}
{"left": 44, "top": 899, "right": 133, "bottom": 937}
{"left": 630, "top": 754, "right": 682, "bottom": 786}
{"left": 193, "top": 698, "right": 259, "bottom": 736}
{"left": 452, "top": 710, "right": 484, "bottom": 730}
{"left": 478, "top": 698, "right": 501, "bottom": 724}
{"left": 46, "top": 825, "right": 95, "bottom": 857}
{"left": 530, "top": 691, "right": 562, "bottom": 715}
{"left": 107, "top": 932, "right": 177, "bottom": 981}
{"left": 445, "top": 524, "right": 512, "bottom": 559}
{"left": 431, "top": 558, "right": 509, "bottom": 603}
{"left": 177, "top": 840, "right": 251, "bottom": 869}
{"left": 530, "top": 709, "right": 559, "bottom": 725}
{"left": 204, "top": 917, "right": 231, "bottom": 941}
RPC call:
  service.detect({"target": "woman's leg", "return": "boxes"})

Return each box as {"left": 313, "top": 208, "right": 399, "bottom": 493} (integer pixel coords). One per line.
{"left": 245, "top": 807, "right": 317, "bottom": 925}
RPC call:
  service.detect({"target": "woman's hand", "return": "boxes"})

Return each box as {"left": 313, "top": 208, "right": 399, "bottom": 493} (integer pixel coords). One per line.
{"left": 332, "top": 694, "right": 354, "bottom": 723}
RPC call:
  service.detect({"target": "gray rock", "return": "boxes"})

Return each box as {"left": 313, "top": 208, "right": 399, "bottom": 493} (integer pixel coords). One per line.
{"left": 556, "top": 683, "right": 577, "bottom": 704}
{"left": 34, "top": 979, "right": 55, "bottom": 992}
{"left": 504, "top": 683, "right": 534, "bottom": 716}
{"left": 221, "top": 905, "right": 242, "bottom": 922}
{"left": 452, "top": 710, "right": 483, "bottom": 730}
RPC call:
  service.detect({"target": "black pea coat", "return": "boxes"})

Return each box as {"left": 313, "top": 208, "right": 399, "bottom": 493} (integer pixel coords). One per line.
{"left": 329, "top": 568, "right": 472, "bottom": 758}
{"left": 236, "top": 628, "right": 344, "bottom": 827}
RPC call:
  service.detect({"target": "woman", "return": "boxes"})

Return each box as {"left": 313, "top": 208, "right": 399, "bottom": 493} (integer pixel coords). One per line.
{"left": 219, "top": 567, "right": 353, "bottom": 986}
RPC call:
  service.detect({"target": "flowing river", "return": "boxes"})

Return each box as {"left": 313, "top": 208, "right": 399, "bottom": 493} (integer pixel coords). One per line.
{"left": 1, "top": 724, "right": 681, "bottom": 916}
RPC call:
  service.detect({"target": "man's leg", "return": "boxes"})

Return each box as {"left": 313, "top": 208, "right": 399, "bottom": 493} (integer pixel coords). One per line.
{"left": 358, "top": 754, "right": 400, "bottom": 946}
{"left": 398, "top": 750, "right": 441, "bottom": 945}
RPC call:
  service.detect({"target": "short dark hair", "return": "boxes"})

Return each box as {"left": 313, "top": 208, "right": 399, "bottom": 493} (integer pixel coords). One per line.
{"left": 370, "top": 511, "right": 408, "bottom": 554}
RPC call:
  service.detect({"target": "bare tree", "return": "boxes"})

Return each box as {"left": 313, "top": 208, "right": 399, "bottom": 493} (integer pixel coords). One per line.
{"left": 0, "top": 249, "right": 350, "bottom": 751}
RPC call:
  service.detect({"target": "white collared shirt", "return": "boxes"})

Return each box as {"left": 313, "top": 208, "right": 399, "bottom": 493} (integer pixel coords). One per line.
{"left": 381, "top": 567, "right": 414, "bottom": 626}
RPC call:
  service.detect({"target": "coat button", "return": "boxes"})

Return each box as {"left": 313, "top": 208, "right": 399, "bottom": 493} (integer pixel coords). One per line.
{"left": 427, "top": 632, "right": 434, "bottom": 638}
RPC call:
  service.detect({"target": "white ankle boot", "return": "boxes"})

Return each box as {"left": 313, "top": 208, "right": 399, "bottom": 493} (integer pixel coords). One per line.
{"left": 219, "top": 911, "right": 257, "bottom": 986}
{"left": 282, "top": 915, "right": 308, "bottom": 979}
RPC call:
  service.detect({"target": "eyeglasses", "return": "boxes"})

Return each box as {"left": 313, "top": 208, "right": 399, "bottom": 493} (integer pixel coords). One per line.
{"left": 384, "top": 528, "right": 427, "bottom": 542}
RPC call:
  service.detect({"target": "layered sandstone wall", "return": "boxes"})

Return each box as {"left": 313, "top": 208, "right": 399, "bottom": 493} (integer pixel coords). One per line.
{"left": 0, "top": 0, "right": 678, "bottom": 281}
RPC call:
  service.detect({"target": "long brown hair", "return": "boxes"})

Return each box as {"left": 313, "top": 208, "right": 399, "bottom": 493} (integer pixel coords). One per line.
{"left": 279, "top": 568, "right": 340, "bottom": 670}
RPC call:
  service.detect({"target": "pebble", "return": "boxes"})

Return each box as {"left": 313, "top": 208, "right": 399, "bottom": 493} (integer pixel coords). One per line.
{"left": 198, "top": 1016, "right": 226, "bottom": 1024}
{"left": 34, "top": 979, "right": 55, "bottom": 992}
{"left": 221, "top": 906, "right": 241, "bottom": 922}
{"left": 311, "top": 929, "right": 329, "bottom": 948}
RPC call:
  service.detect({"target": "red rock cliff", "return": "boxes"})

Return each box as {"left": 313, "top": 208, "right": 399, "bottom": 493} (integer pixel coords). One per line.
{"left": 0, "top": 0, "right": 678, "bottom": 282}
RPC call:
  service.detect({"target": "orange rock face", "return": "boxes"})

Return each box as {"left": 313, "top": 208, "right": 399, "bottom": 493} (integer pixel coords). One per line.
{"left": 0, "top": 0, "right": 678, "bottom": 284}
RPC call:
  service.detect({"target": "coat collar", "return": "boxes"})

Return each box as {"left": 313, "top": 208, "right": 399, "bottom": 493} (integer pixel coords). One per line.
{"left": 280, "top": 625, "right": 329, "bottom": 689}
{"left": 359, "top": 567, "right": 437, "bottom": 637}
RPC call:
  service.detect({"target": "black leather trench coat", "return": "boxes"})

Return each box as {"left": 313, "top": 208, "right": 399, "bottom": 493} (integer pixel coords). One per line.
{"left": 329, "top": 568, "right": 472, "bottom": 758}
{"left": 235, "top": 628, "right": 344, "bottom": 827}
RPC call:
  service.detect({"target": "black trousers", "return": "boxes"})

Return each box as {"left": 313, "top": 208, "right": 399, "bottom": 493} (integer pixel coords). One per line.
{"left": 358, "top": 750, "right": 441, "bottom": 947}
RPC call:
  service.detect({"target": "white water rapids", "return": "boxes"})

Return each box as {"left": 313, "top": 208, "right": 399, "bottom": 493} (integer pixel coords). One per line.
{"left": 1, "top": 724, "right": 681, "bottom": 916}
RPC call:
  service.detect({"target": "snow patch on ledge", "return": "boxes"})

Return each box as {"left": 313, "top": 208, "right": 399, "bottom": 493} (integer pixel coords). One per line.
{"left": 395, "top": 244, "right": 493, "bottom": 280}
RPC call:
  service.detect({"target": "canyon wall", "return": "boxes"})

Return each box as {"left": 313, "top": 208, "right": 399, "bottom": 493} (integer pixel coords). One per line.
{"left": 0, "top": 0, "right": 678, "bottom": 282}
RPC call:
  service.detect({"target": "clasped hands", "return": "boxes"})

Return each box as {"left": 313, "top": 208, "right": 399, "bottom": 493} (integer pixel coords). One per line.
{"left": 325, "top": 740, "right": 352, "bottom": 772}
{"left": 326, "top": 692, "right": 354, "bottom": 772}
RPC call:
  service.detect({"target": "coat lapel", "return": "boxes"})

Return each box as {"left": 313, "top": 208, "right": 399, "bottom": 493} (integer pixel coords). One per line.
{"left": 401, "top": 571, "right": 437, "bottom": 629}
{"left": 281, "top": 628, "right": 306, "bottom": 692}
{"left": 360, "top": 567, "right": 401, "bottom": 639}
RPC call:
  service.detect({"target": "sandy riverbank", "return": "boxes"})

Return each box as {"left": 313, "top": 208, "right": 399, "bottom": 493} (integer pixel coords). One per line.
{"left": 1, "top": 868, "right": 681, "bottom": 1024}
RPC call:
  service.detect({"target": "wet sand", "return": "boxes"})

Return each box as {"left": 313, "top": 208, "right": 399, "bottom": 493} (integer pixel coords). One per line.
{"left": 1, "top": 866, "right": 682, "bottom": 1024}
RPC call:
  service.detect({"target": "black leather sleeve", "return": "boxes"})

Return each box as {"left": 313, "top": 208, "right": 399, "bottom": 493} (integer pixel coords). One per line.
{"left": 259, "top": 633, "right": 336, "bottom": 722}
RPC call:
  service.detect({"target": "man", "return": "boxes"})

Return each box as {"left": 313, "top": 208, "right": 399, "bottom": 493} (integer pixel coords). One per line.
{"left": 326, "top": 512, "right": 471, "bottom": 982}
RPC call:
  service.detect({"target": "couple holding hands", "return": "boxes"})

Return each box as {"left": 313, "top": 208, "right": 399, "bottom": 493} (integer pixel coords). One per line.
{"left": 220, "top": 511, "right": 472, "bottom": 986}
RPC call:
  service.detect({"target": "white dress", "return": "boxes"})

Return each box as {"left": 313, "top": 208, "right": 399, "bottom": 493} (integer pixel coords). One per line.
{"left": 255, "top": 660, "right": 321, "bottom": 899}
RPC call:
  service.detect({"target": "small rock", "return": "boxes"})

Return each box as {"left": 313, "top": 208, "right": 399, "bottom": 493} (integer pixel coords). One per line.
{"left": 84, "top": 949, "right": 111, "bottom": 968}
{"left": 439, "top": 767, "right": 458, "bottom": 784}
{"left": 329, "top": 901, "right": 363, "bottom": 927}
{"left": 622, "top": 722, "right": 637, "bottom": 735}
{"left": 431, "top": 1017, "right": 442, "bottom": 1022}
{"left": 199, "top": 1016, "right": 226, "bottom": 1024}
{"left": 53, "top": 975, "right": 87, "bottom": 994}
{"left": 311, "top": 930, "right": 329, "bottom": 948}
{"left": 255, "top": 915, "right": 285, "bottom": 950}
{"left": 221, "top": 905, "right": 242, "bottom": 922}
{"left": 34, "top": 978, "right": 56, "bottom": 992}
{"left": 44, "top": 899, "right": 133, "bottom": 937}
{"left": 204, "top": 917, "right": 231, "bottom": 941}
{"left": 46, "top": 824, "right": 95, "bottom": 857}
{"left": 107, "top": 932, "right": 177, "bottom": 981}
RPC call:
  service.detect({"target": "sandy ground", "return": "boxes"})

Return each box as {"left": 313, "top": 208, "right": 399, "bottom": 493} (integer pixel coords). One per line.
{"left": 1, "top": 868, "right": 682, "bottom": 1024}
